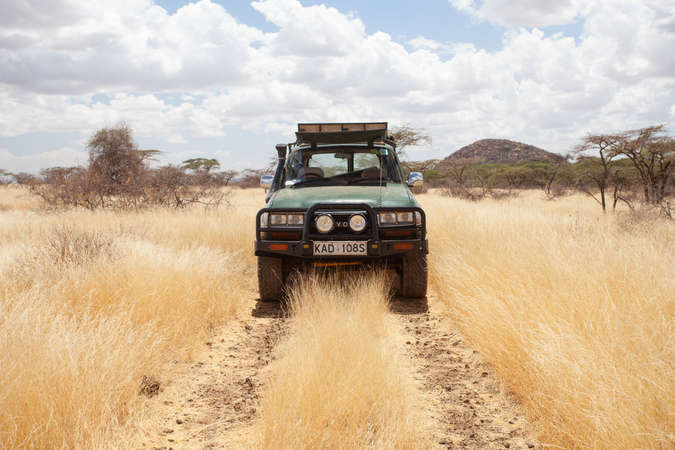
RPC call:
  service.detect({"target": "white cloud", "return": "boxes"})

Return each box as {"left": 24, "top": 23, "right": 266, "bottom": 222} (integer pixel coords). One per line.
{"left": 0, "top": 147, "right": 87, "bottom": 174}
{"left": 448, "top": 0, "right": 585, "bottom": 27}
{"left": 1, "top": 0, "right": 674, "bottom": 172}
{"left": 0, "top": 90, "right": 224, "bottom": 140}
{"left": 252, "top": 0, "right": 365, "bottom": 56}
{"left": 166, "top": 133, "right": 187, "bottom": 144}
{"left": 0, "top": 0, "right": 264, "bottom": 94}
{"left": 409, "top": 37, "right": 448, "bottom": 51}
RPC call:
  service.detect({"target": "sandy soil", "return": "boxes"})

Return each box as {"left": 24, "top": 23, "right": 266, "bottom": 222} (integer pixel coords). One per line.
{"left": 136, "top": 292, "right": 541, "bottom": 450}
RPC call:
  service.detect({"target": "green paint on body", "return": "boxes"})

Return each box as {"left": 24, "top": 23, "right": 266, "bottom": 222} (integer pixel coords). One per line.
{"left": 267, "top": 184, "right": 418, "bottom": 209}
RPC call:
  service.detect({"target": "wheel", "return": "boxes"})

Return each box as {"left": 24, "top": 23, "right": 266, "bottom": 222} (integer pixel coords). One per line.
{"left": 258, "top": 256, "right": 284, "bottom": 302}
{"left": 400, "top": 254, "right": 428, "bottom": 298}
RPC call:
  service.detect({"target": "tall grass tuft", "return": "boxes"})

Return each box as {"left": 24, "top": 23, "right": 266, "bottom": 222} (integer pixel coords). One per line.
{"left": 257, "top": 272, "right": 424, "bottom": 449}
{"left": 425, "top": 193, "right": 675, "bottom": 449}
{"left": 0, "top": 189, "right": 264, "bottom": 449}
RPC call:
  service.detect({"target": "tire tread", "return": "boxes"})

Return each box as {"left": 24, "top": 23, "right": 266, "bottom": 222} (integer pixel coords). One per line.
{"left": 258, "top": 256, "right": 284, "bottom": 302}
{"left": 401, "top": 254, "right": 428, "bottom": 298}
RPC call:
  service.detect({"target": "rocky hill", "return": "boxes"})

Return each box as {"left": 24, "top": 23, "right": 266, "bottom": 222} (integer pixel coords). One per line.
{"left": 441, "top": 139, "right": 564, "bottom": 165}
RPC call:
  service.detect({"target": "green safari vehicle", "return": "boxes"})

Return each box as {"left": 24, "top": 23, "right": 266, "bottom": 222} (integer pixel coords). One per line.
{"left": 254, "top": 123, "right": 428, "bottom": 301}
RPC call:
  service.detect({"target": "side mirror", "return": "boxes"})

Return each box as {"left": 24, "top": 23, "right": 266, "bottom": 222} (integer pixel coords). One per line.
{"left": 260, "top": 175, "right": 274, "bottom": 191}
{"left": 407, "top": 172, "right": 423, "bottom": 187}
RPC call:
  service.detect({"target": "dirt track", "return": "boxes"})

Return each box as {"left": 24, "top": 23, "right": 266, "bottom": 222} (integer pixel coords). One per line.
{"left": 137, "top": 292, "right": 540, "bottom": 449}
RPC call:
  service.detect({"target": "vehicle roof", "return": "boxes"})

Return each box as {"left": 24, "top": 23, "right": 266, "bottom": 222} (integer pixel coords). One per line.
{"left": 296, "top": 128, "right": 388, "bottom": 145}
{"left": 294, "top": 123, "right": 390, "bottom": 148}
{"left": 291, "top": 142, "right": 396, "bottom": 154}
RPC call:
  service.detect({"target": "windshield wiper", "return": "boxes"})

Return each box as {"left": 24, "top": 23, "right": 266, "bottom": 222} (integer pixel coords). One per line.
{"left": 290, "top": 177, "right": 346, "bottom": 187}
{"left": 348, "top": 178, "right": 391, "bottom": 185}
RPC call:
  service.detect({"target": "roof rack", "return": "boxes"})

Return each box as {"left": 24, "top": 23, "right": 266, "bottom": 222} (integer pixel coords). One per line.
{"left": 295, "top": 123, "right": 388, "bottom": 146}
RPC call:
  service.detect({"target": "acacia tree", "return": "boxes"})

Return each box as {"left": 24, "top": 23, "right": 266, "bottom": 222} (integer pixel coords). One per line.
{"left": 613, "top": 125, "right": 675, "bottom": 205}
{"left": 400, "top": 159, "right": 439, "bottom": 176}
{"left": 137, "top": 149, "right": 163, "bottom": 163}
{"left": 436, "top": 157, "right": 480, "bottom": 199}
{"left": 389, "top": 124, "right": 433, "bottom": 160}
{"left": 182, "top": 158, "right": 220, "bottom": 172}
{"left": 570, "top": 134, "right": 625, "bottom": 211}
{"left": 523, "top": 160, "right": 567, "bottom": 197}
{"left": 213, "top": 170, "right": 238, "bottom": 187}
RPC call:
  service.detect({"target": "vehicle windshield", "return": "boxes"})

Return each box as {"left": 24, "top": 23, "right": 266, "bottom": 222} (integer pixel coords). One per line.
{"left": 283, "top": 146, "right": 403, "bottom": 187}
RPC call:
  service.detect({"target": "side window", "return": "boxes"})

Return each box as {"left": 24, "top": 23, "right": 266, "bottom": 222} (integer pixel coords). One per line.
{"left": 286, "top": 151, "right": 304, "bottom": 180}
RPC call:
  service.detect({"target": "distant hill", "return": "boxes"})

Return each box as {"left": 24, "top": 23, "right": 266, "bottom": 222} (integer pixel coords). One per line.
{"left": 441, "top": 139, "right": 564, "bottom": 165}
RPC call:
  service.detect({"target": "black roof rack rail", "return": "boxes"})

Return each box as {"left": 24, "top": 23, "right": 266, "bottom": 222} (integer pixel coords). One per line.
{"left": 295, "top": 122, "right": 388, "bottom": 146}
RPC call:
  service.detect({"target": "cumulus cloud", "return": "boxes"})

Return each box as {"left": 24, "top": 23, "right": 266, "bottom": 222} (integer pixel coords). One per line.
{"left": 448, "top": 0, "right": 584, "bottom": 27}
{"left": 409, "top": 37, "right": 448, "bottom": 51}
{"left": 166, "top": 133, "right": 187, "bottom": 144}
{"left": 252, "top": 0, "right": 365, "bottom": 56}
{"left": 0, "top": 147, "right": 87, "bottom": 173}
{"left": 0, "top": 0, "right": 264, "bottom": 94}
{"left": 0, "top": 90, "right": 224, "bottom": 139}
{"left": 1, "top": 0, "right": 674, "bottom": 172}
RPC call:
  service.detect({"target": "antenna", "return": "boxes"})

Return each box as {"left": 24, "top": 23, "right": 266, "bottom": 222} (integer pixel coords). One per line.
{"left": 378, "top": 151, "right": 383, "bottom": 208}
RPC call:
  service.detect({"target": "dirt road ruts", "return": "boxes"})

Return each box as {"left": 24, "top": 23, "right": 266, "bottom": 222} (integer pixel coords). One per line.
{"left": 138, "top": 292, "right": 540, "bottom": 449}
{"left": 391, "top": 293, "right": 540, "bottom": 449}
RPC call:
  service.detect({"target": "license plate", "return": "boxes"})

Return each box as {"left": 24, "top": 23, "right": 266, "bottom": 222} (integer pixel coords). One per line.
{"left": 313, "top": 241, "right": 367, "bottom": 256}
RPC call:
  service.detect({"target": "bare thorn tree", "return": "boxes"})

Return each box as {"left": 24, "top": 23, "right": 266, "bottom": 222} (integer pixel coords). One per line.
{"left": 613, "top": 125, "right": 675, "bottom": 205}
{"left": 86, "top": 121, "right": 148, "bottom": 208}
{"left": 570, "top": 133, "right": 624, "bottom": 211}
{"left": 388, "top": 124, "right": 433, "bottom": 160}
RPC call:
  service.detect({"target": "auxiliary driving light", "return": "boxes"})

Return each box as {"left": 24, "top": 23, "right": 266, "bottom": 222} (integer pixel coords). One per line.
{"left": 315, "top": 214, "right": 334, "bottom": 234}
{"left": 348, "top": 214, "right": 367, "bottom": 233}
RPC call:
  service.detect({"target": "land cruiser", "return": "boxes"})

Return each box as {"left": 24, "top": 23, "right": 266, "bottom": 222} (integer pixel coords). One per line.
{"left": 254, "top": 123, "right": 428, "bottom": 301}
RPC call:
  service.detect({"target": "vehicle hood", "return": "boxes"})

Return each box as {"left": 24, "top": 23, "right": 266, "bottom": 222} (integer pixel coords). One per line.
{"left": 267, "top": 184, "right": 417, "bottom": 209}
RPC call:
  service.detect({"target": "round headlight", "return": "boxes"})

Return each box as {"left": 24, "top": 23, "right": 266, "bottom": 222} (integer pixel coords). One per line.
{"left": 349, "top": 214, "right": 366, "bottom": 233}
{"left": 315, "top": 214, "right": 334, "bottom": 234}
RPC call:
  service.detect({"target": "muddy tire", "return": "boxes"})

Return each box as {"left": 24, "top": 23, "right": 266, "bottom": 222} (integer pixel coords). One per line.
{"left": 258, "top": 256, "right": 284, "bottom": 302}
{"left": 400, "top": 254, "right": 428, "bottom": 298}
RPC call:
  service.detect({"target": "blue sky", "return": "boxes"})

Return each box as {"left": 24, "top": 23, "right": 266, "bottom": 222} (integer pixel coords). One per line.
{"left": 1, "top": 0, "right": 674, "bottom": 174}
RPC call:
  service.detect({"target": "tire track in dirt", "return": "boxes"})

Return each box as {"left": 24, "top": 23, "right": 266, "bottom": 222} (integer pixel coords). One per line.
{"left": 138, "top": 292, "right": 541, "bottom": 449}
{"left": 390, "top": 293, "right": 541, "bottom": 449}
{"left": 137, "top": 301, "right": 286, "bottom": 450}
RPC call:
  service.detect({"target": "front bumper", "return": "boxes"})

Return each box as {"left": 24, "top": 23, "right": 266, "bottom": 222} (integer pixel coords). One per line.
{"left": 254, "top": 202, "right": 428, "bottom": 260}
{"left": 254, "top": 238, "right": 428, "bottom": 259}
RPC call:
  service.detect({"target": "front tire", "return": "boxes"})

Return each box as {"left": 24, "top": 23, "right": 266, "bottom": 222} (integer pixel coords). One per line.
{"left": 400, "top": 254, "right": 428, "bottom": 298}
{"left": 258, "top": 256, "right": 284, "bottom": 302}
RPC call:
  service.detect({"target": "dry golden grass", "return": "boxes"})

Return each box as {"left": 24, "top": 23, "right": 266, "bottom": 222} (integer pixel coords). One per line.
{"left": 0, "top": 187, "right": 265, "bottom": 449}
{"left": 4, "top": 184, "right": 675, "bottom": 449}
{"left": 256, "top": 272, "right": 425, "bottom": 449}
{"left": 0, "top": 185, "right": 39, "bottom": 211}
{"left": 425, "top": 192, "right": 675, "bottom": 449}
